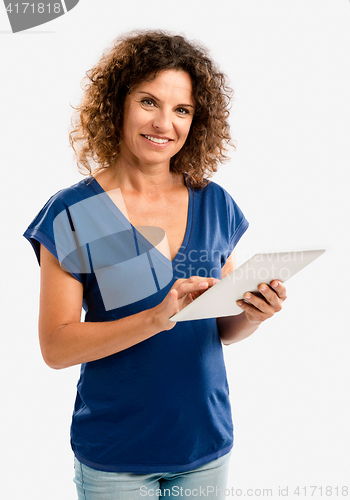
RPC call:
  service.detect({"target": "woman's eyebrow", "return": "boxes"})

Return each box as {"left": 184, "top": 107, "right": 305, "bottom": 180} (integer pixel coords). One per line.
{"left": 137, "top": 91, "right": 195, "bottom": 108}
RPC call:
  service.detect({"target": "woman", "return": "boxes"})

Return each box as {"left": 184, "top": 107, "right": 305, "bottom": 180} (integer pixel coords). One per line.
{"left": 24, "top": 31, "right": 286, "bottom": 499}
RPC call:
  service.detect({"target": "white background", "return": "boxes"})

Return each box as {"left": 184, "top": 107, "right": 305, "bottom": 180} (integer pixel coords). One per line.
{"left": 1, "top": 1, "right": 349, "bottom": 498}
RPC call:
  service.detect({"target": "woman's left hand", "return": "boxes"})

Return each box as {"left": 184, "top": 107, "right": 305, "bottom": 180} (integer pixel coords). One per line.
{"left": 236, "top": 280, "right": 287, "bottom": 325}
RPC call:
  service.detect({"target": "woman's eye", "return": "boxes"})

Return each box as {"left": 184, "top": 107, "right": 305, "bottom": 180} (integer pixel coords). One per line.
{"left": 177, "top": 108, "right": 189, "bottom": 115}
{"left": 141, "top": 99, "right": 155, "bottom": 107}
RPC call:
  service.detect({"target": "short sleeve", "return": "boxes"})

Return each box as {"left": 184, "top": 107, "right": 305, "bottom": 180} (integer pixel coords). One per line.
{"left": 23, "top": 189, "right": 84, "bottom": 283}
{"left": 223, "top": 189, "right": 249, "bottom": 262}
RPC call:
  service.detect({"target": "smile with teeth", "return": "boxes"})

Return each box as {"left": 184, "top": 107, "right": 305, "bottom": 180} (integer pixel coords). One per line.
{"left": 143, "top": 135, "right": 171, "bottom": 144}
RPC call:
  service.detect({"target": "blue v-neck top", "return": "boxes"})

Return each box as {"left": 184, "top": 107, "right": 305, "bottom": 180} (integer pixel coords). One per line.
{"left": 23, "top": 176, "right": 248, "bottom": 473}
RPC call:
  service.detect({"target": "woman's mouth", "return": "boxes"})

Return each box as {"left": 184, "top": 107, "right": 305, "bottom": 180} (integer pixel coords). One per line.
{"left": 142, "top": 135, "right": 172, "bottom": 144}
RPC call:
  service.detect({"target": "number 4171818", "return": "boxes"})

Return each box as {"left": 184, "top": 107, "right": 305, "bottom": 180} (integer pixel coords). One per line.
{"left": 5, "top": 3, "right": 62, "bottom": 14}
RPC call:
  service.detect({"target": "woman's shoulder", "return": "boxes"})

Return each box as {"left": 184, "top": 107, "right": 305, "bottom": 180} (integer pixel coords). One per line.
{"left": 39, "top": 177, "right": 98, "bottom": 215}
{"left": 193, "top": 178, "right": 248, "bottom": 228}
{"left": 25, "top": 177, "right": 97, "bottom": 231}
{"left": 192, "top": 179, "right": 235, "bottom": 205}
{"left": 45, "top": 176, "right": 95, "bottom": 208}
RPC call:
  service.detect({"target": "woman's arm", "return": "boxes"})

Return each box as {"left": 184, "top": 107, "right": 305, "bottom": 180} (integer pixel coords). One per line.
{"left": 39, "top": 245, "right": 218, "bottom": 369}
{"left": 217, "top": 251, "right": 287, "bottom": 345}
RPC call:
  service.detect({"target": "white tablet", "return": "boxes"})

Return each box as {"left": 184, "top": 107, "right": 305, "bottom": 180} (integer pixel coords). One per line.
{"left": 170, "top": 249, "right": 325, "bottom": 322}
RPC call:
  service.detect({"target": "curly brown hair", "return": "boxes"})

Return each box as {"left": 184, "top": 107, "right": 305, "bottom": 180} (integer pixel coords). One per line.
{"left": 69, "top": 30, "right": 234, "bottom": 189}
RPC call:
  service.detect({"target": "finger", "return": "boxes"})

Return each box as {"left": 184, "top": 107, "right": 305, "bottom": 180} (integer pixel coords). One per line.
{"left": 236, "top": 299, "right": 267, "bottom": 323}
{"left": 168, "top": 288, "right": 193, "bottom": 317}
{"left": 182, "top": 292, "right": 197, "bottom": 308}
{"left": 168, "top": 288, "right": 179, "bottom": 310}
{"left": 164, "top": 288, "right": 180, "bottom": 324}
{"left": 242, "top": 291, "right": 275, "bottom": 315}
{"left": 187, "top": 276, "right": 221, "bottom": 287}
{"left": 257, "top": 284, "right": 283, "bottom": 312}
{"left": 174, "top": 277, "right": 220, "bottom": 298}
{"left": 207, "top": 277, "right": 221, "bottom": 286}
{"left": 269, "top": 280, "right": 287, "bottom": 301}
{"left": 188, "top": 290, "right": 202, "bottom": 301}
{"left": 174, "top": 276, "right": 220, "bottom": 288}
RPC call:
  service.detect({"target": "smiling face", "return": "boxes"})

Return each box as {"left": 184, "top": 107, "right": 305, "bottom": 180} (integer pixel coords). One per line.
{"left": 120, "top": 70, "right": 195, "bottom": 170}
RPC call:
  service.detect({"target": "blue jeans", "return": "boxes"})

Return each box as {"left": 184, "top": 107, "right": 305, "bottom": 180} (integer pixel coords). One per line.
{"left": 73, "top": 451, "right": 232, "bottom": 499}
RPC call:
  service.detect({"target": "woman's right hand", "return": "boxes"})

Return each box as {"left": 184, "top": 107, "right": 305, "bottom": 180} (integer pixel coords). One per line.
{"left": 153, "top": 277, "right": 220, "bottom": 331}
{"left": 39, "top": 244, "right": 221, "bottom": 368}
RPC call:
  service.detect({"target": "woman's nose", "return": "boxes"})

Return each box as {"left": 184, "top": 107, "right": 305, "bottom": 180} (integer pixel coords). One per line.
{"left": 152, "top": 110, "right": 172, "bottom": 132}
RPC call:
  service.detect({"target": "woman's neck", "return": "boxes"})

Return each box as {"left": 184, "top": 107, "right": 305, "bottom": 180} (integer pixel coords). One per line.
{"left": 93, "top": 158, "right": 184, "bottom": 197}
